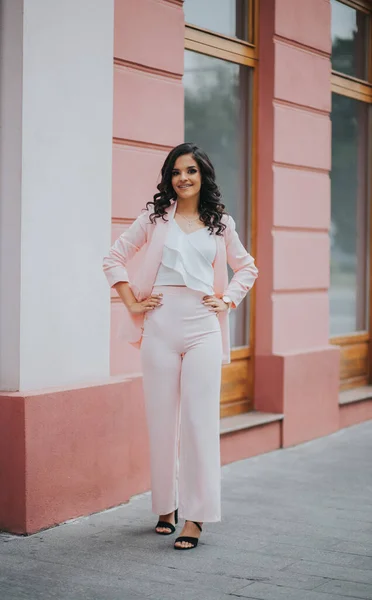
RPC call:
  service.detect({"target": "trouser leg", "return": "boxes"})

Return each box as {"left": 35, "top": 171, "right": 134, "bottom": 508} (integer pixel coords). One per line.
{"left": 178, "top": 327, "right": 222, "bottom": 522}
{"left": 141, "top": 333, "right": 181, "bottom": 516}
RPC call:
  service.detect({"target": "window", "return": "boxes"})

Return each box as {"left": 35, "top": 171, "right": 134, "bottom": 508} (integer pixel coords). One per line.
{"left": 184, "top": 0, "right": 250, "bottom": 41}
{"left": 331, "top": 0, "right": 370, "bottom": 79}
{"left": 330, "top": 0, "right": 372, "bottom": 390}
{"left": 184, "top": 0, "right": 258, "bottom": 416}
{"left": 330, "top": 94, "right": 369, "bottom": 337}
{"left": 184, "top": 52, "right": 251, "bottom": 346}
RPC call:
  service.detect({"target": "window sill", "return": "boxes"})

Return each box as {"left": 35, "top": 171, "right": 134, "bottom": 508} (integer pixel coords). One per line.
{"left": 339, "top": 385, "right": 372, "bottom": 406}
{"left": 220, "top": 410, "right": 283, "bottom": 436}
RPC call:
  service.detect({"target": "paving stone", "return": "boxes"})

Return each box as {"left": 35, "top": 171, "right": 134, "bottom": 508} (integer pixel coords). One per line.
{"left": 232, "top": 569, "right": 330, "bottom": 591}
{"left": 230, "top": 581, "right": 361, "bottom": 600}
{"left": 332, "top": 541, "right": 372, "bottom": 557}
{"left": 285, "top": 559, "right": 372, "bottom": 585}
{"left": 316, "top": 579, "right": 372, "bottom": 599}
{"left": 255, "top": 541, "right": 372, "bottom": 570}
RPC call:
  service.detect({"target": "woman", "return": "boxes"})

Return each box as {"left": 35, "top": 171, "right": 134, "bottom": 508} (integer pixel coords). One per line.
{"left": 103, "top": 143, "right": 258, "bottom": 550}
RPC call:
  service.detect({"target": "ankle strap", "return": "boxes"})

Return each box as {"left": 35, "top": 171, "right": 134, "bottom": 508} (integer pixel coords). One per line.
{"left": 186, "top": 520, "right": 202, "bottom": 532}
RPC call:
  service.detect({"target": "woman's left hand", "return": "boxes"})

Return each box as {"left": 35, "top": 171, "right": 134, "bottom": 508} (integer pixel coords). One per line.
{"left": 202, "top": 295, "right": 230, "bottom": 313}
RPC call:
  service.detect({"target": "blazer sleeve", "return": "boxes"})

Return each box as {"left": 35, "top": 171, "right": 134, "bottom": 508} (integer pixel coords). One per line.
{"left": 102, "top": 211, "right": 148, "bottom": 288}
{"left": 223, "top": 216, "right": 258, "bottom": 308}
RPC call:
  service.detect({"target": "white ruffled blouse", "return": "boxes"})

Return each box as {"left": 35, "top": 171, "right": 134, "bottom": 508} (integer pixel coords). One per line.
{"left": 154, "top": 219, "right": 216, "bottom": 295}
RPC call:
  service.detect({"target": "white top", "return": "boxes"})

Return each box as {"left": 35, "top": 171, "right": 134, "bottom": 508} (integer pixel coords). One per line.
{"left": 154, "top": 219, "right": 216, "bottom": 295}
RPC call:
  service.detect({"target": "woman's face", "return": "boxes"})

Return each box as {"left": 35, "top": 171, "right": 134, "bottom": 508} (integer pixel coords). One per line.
{"left": 171, "top": 153, "right": 202, "bottom": 203}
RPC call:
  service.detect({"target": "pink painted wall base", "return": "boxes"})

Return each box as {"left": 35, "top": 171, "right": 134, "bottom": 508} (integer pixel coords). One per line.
{"left": 339, "top": 399, "right": 372, "bottom": 430}
{"left": 255, "top": 347, "right": 340, "bottom": 447}
{"left": 221, "top": 422, "right": 282, "bottom": 465}
{"left": 0, "top": 378, "right": 150, "bottom": 534}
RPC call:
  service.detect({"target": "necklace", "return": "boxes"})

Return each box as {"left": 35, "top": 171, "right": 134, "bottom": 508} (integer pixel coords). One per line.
{"left": 178, "top": 213, "right": 200, "bottom": 229}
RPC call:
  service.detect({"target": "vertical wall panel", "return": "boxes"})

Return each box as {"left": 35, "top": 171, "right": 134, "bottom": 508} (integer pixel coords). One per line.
{"left": 255, "top": 0, "right": 339, "bottom": 446}
{"left": 112, "top": 0, "right": 184, "bottom": 375}
{"left": 114, "top": 0, "right": 184, "bottom": 73}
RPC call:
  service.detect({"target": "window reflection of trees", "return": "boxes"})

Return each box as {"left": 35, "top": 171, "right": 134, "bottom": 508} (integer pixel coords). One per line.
{"left": 184, "top": 0, "right": 248, "bottom": 40}
{"left": 184, "top": 52, "right": 251, "bottom": 346}
{"left": 330, "top": 94, "right": 368, "bottom": 335}
{"left": 331, "top": 0, "right": 367, "bottom": 79}
{"left": 185, "top": 61, "right": 240, "bottom": 223}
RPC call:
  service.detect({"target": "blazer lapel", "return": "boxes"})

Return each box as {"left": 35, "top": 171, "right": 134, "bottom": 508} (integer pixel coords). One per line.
{"left": 136, "top": 201, "right": 177, "bottom": 300}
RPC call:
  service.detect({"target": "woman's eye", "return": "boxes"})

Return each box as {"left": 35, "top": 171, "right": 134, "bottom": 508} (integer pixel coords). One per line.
{"left": 188, "top": 169, "right": 197, "bottom": 174}
{"left": 172, "top": 171, "right": 179, "bottom": 176}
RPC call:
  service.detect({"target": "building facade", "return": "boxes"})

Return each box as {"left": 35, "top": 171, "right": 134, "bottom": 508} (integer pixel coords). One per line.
{"left": 0, "top": 0, "right": 371, "bottom": 534}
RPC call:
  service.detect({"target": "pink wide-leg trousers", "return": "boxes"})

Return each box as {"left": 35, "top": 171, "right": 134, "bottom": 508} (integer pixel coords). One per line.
{"left": 140, "top": 285, "right": 223, "bottom": 523}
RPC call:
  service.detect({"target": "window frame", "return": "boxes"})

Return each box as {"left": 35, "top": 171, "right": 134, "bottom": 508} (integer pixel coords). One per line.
{"left": 330, "top": 0, "right": 372, "bottom": 391}
{"left": 184, "top": 0, "right": 259, "bottom": 416}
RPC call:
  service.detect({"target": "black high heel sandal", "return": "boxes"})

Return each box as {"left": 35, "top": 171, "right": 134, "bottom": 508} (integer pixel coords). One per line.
{"left": 174, "top": 520, "right": 202, "bottom": 550}
{"left": 155, "top": 508, "right": 178, "bottom": 535}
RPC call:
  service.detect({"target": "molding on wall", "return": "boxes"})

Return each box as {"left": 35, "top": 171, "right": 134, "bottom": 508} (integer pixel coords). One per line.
{"left": 274, "top": 98, "right": 330, "bottom": 117}
{"left": 273, "top": 162, "right": 330, "bottom": 175}
{"left": 112, "top": 217, "right": 135, "bottom": 226}
{"left": 273, "top": 287, "right": 329, "bottom": 295}
{"left": 114, "top": 58, "right": 182, "bottom": 81}
{"left": 113, "top": 137, "right": 173, "bottom": 153}
{"left": 273, "top": 226, "right": 329, "bottom": 234}
{"left": 274, "top": 34, "right": 331, "bottom": 59}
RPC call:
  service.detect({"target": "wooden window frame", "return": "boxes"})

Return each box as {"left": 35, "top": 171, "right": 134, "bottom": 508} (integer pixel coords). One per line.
{"left": 330, "top": 0, "right": 372, "bottom": 391}
{"left": 184, "top": 0, "right": 259, "bottom": 416}
{"left": 334, "top": 0, "right": 372, "bottom": 14}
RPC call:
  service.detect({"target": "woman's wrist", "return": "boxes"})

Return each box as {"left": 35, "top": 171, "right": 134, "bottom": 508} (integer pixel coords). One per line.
{"left": 128, "top": 300, "right": 139, "bottom": 313}
{"left": 222, "top": 295, "right": 232, "bottom": 310}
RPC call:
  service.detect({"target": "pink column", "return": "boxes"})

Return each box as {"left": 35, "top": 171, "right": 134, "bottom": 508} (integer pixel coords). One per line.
{"left": 255, "top": 0, "right": 340, "bottom": 446}
{"left": 111, "top": 0, "right": 184, "bottom": 376}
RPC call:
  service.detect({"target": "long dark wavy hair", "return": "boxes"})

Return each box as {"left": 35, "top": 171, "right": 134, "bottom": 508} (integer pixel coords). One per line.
{"left": 146, "top": 143, "right": 227, "bottom": 235}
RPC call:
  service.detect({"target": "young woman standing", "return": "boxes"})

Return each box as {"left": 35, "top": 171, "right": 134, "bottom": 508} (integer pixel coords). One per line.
{"left": 103, "top": 143, "right": 258, "bottom": 550}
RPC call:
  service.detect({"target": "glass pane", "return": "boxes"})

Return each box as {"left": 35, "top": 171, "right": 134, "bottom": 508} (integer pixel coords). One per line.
{"left": 184, "top": 0, "right": 248, "bottom": 41}
{"left": 184, "top": 51, "right": 252, "bottom": 347}
{"left": 330, "top": 93, "right": 369, "bottom": 337}
{"left": 331, "top": 0, "right": 369, "bottom": 80}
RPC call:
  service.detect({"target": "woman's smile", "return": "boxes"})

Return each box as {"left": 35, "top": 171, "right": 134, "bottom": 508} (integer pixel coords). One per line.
{"left": 172, "top": 153, "right": 202, "bottom": 201}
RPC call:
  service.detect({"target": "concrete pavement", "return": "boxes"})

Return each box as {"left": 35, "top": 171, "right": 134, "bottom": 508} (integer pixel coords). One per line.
{"left": 1, "top": 420, "right": 372, "bottom": 600}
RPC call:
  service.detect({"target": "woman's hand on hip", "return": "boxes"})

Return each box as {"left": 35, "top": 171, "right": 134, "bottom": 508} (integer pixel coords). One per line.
{"left": 128, "top": 294, "right": 163, "bottom": 315}
{"left": 202, "top": 295, "right": 229, "bottom": 313}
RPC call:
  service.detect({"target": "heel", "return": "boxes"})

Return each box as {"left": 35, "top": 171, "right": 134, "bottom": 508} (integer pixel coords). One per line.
{"left": 175, "top": 508, "right": 178, "bottom": 525}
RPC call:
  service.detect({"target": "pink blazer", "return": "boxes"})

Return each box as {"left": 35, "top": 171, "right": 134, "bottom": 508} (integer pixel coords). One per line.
{"left": 103, "top": 201, "right": 258, "bottom": 364}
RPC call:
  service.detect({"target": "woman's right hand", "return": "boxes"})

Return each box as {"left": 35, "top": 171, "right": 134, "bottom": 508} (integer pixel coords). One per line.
{"left": 128, "top": 293, "right": 163, "bottom": 315}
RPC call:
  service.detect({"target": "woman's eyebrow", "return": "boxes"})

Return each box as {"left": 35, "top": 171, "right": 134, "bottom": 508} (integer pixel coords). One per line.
{"left": 172, "top": 165, "right": 197, "bottom": 170}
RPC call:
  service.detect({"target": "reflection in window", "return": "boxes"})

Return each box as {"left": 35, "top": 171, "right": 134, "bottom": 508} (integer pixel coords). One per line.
{"left": 331, "top": 0, "right": 369, "bottom": 79}
{"left": 330, "top": 93, "right": 369, "bottom": 336}
{"left": 184, "top": 51, "right": 251, "bottom": 346}
{"left": 184, "top": 0, "right": 248, "bottom": 41}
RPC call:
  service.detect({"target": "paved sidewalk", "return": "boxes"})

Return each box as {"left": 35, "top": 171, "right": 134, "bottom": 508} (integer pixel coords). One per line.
{"left": 1, "top": 421, "right": 372, "bottom": 600}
